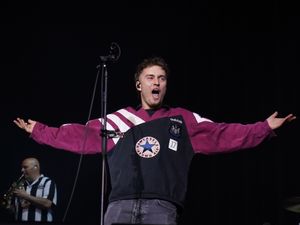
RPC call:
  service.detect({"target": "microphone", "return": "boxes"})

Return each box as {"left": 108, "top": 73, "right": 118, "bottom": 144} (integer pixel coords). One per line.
{"left": 100, "top": 42, "right": 121, "bottom": 62}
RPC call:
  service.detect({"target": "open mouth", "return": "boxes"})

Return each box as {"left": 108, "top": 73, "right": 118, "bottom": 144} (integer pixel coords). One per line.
{"left": 152, "top": 89, "right": 160, "bottom": 99}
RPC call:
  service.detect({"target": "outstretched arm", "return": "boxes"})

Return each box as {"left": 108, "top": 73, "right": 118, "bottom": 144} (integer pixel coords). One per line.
{"left": 13, "top": 118, "right": 36, "bottom": 134}
{"left": 266, "top": 111, "right": 296, "bottom": 130}
{"left": 13, "top": 117, "right": 106, "bottom": 154}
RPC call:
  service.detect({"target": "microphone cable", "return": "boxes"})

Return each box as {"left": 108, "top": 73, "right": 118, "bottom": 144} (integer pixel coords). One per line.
{"left": 62, "top": 61, "right": 102, "bottom": 222}
{"left": 62, "top": 42, "right": 120, "bottom": 223}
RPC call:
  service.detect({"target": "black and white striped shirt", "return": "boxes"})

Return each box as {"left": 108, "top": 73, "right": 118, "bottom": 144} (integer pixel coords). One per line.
{"left": 15, "top": 174, "right": 57, "bottom": 222}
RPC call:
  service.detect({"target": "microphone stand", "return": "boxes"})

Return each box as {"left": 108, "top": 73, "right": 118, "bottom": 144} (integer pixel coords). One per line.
{"left": 99, "top": 59, "right": 108, "bottom": 225}
{"left": 98, "top": 42, "right": 121, "bottom": 225}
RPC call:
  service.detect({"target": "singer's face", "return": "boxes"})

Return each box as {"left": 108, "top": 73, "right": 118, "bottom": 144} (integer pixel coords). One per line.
{"left": 137, "top": 65, "right": 167, "bottom": 109}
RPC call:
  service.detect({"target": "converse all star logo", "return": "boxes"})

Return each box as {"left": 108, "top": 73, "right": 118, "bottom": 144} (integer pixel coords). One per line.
{"left": 135, "top": 136, "right": 160, "bottom": 158}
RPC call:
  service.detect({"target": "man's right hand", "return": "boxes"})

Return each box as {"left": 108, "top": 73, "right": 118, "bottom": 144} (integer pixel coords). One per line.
{"left": 13, "top": 118, "right": 36, "bottom": 134}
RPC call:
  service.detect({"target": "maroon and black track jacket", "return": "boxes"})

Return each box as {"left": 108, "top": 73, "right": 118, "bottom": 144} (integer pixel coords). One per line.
{"left": 31, "top": 106, "right": 273, "bottom": 208}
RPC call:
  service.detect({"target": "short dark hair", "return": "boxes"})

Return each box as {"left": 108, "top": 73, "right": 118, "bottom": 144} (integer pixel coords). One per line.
{"left": 134, "top": 56, "right": 170, "bottom": 82}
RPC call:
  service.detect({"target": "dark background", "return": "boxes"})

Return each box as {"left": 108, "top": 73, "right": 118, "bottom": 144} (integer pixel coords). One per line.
{"left": 0, "top": 2, "right": 299, "bottom": 225}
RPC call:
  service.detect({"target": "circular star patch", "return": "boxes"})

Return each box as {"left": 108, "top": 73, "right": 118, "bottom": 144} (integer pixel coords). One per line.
{"left": 135, "top": 136, "right": 160, "bottom": 158}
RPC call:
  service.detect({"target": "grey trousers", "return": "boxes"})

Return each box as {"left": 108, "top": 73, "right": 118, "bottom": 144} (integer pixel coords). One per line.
{"left": 104, "top": 199, "right": 178, "bottom": 225}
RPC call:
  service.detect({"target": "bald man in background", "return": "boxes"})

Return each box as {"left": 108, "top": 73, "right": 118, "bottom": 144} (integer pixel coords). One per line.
{"left": 13, "top": 157, "right": 57, "bottom": 222}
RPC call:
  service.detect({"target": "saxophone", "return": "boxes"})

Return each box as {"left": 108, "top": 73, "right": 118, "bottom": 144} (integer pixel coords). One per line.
{"left": 0, "top": 174, "right": 25, "bottom": 212}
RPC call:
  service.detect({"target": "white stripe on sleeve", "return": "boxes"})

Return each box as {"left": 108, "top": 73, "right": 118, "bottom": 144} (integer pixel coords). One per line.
{"left": 117, "top": 109, "right": 145, "bottom": 125}
{"left": 193, "top": 112, "right": 213, "bottom": 123}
